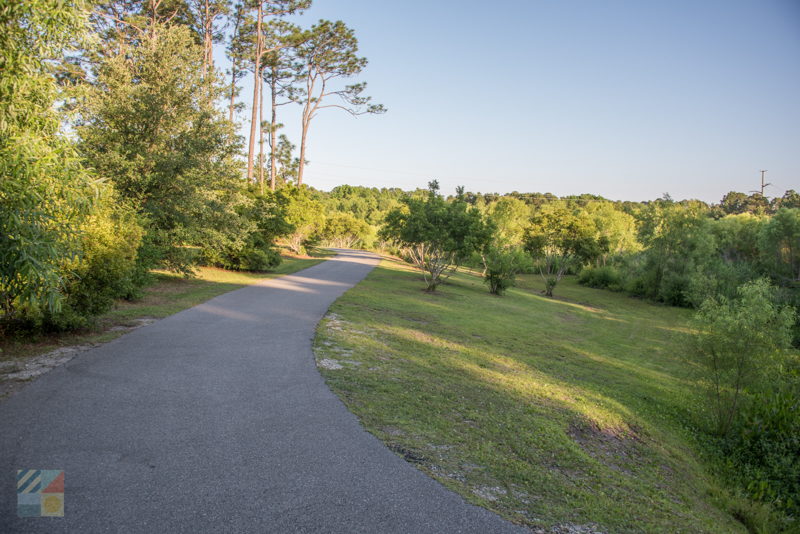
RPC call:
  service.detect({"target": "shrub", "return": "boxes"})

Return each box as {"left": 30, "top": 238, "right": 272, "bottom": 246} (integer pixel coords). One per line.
{"left": 691, "top": 279, "right": 795, "bottom": 436}
{"left": 320, "top": 212, "right": 372, "bottom": 249}
{"left": 42, "top": 195, "right": 145, "bottom": 331}
{"left": 727, "top": 383, "right": 800, "bottom": 516}
{"left": 578, "top": 265, "right": 623, "bottom": 291}
{"left": 483, "top": 248, "right": 527, "bottom": 295}
{"left": 228, "top": 245, "right": 281, "bottom": 272}
{"left": 282, "top": 186, "right": 325, "bottom": 255}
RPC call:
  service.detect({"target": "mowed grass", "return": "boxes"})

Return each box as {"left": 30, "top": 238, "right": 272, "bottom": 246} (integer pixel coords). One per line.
{"left": 1, "top": 252, "right": 329, "bottom": 361}
{"left": 314, "top": 258, "right": 749, "bottom": 533}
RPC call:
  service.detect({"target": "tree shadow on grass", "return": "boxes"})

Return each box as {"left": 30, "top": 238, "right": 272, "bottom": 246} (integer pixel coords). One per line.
{"left": 316, "top": 262, "right": 741, "bottom": 533}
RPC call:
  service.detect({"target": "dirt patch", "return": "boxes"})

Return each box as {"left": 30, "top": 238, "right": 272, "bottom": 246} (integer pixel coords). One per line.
{"left": 568, "top": 420, "right": 642, "bottom": 474}
{"left": 472, "top": 485, "right": 507, "bottom": 501}
{"left": 317, "top": 358, "right": 343, "bottom": 370}
{"left": 0, "top": 344, "right": 96, "bottom": 399}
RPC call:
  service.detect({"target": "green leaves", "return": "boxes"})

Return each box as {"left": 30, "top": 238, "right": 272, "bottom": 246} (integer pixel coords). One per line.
{"left": 78, "top": 22, "right": 244, "bottom": 271}
{"left": 1, "top": 0, "right": 96, "bottom": 319}
{"left": 381, "top": 187, "right": 492, "bottom": 291}
{"left": 692, "top": 278, "right": 795, "bottom": 436}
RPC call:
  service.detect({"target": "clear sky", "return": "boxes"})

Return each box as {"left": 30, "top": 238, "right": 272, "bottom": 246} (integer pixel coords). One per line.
{"left": 219, "top": 0, "right": 800, "bottom": 202}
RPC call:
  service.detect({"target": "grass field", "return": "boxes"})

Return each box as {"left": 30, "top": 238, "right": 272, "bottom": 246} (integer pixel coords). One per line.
{"left": 1, "top": 252, "right": 329, "bottom": 362}
{"left": 314, "top": 258, "right": 753, "bottom": 533}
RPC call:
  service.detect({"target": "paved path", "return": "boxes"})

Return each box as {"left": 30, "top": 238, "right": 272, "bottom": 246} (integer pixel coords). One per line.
{"left": 0, "top": 250, "right": 524, "bottom": 533}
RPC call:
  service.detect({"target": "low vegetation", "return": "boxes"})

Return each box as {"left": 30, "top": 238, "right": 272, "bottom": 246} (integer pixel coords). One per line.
{"left": 315, "top": 258, "right": 799, "bottom": 533}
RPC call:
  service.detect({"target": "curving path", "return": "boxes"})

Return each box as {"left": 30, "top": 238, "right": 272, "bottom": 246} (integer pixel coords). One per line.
{"left": 0, "top": 250, "right": 524, "bottom": 533}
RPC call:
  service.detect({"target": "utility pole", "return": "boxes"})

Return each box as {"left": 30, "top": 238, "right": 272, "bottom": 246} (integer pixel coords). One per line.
{"left": 759, "top": 170, "right": 771, "bottom": 195}
{"left": 750, "top": 170, "right": 771, "bottom": 196}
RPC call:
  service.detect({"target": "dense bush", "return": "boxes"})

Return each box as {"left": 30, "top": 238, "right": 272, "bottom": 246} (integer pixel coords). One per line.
{"left": 0, "top": 0, "right": 96, "bottom": 325}
{"left": 200, "top": 190, "right": 291, "bottom": 271}
{"left": 281, "top": 185, "right": 326, "bottom": 254}
{"left": 9, "top": 190, "right": 146, "bottom": 332}
{"left": 691, "top": 279, "right": 795, "bottom": 436}
{"left": 482, "top": 247, "right": 529, "bottom": 295}
{"left": 320, "top": 212, "right": 372, "bottom": 249}
{"left": 578, "top": 265, "right": 624, "bottom": 291}
{"left": 726, "top": 382, "right": 800, "bottom": 516}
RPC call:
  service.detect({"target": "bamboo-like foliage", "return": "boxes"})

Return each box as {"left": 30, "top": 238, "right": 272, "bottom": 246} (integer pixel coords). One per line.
{"left": 0, "top": 0, "right": 98, "bottom": 318}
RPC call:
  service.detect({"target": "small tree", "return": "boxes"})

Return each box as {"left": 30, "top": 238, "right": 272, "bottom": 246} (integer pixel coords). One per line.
{"left": 524, "top": 205, "right": 607, "bottom": 297}
{"left": 691, "top": 279, "right": 795, "bottom": 436}
{"left": 381, "top": 181, "right": 492, "bottom": 291}
{"left": 482, "top": 247, "right": 528, "bottom": 296}
{"left": 280, "top": 185, "right": 325, "bottom": 254}
{"left": 321, "top": 212, "right": 371, "bottom": 249}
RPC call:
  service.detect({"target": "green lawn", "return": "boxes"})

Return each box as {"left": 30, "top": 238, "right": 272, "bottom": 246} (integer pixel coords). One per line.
{"left": 314, "top": 258, "right": 751, "bottom": 533}
{"left": 1, "top": 252, "right": 329, "bottom": 361}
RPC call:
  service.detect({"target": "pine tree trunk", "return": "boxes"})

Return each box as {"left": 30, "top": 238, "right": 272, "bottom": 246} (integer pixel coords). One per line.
{"left": 269, "top": 70, "right": 277, "bottom": 191}
{"left": 245, "top": 2, "right": 263, "bottom": 183}
{"left": 258, "top": 67, "right": 264, "bottom": 194}
{"left": 297, "top": 119, "right": 308, "bottom": 186}
{"left": 228, "top": 61, "right": 237, "bottom": 122}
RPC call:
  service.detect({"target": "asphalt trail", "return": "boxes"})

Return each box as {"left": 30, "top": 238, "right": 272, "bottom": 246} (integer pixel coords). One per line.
{"left": 0, "top": 250, "right": 524, "bottom": 533}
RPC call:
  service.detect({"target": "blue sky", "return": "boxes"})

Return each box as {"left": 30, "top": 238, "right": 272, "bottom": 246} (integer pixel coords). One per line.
{"left": 219, "top": 0, "right": 800, "bottom": 202}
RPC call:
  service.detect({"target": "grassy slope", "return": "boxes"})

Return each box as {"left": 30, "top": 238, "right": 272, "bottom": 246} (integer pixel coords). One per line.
{"left": 314, "top": 258, "right": 747, "bottom": 533}
{"left": 1, "top": 253, "right": 329, "bottom": 361}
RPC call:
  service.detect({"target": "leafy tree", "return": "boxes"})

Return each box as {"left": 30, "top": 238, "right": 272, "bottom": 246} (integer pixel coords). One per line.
{"left": 583, "top": 201, "right": 641, "bottom": 260}
{"left": 524, "top": 205, "right": 607, "bottom": 297}
{"left": 712, "top": 213, "right": 765, "bottom": 265}
{"left": 381, "top": 182, "right": 492, "bottom": 291}
{"left": 0, "top": 0, "right": 98, "bottom": 320}
{"left": 320, "top": 212, "right": 371, "bottom": 249}
{"left": 772, "top": 189, "right": 800, "bottom": 211}
{"left": 759, "top": 208, "right": 800, "bottom": 285}
{"left": 720, "top": 191, "right": 771, "bottom": 215}
{"left": 632, "top": 201, "right": 716, "bottom": 305}
{"left": 486, "top": 196, "right": 530, "bottom": 247}
{"left": 78, "top": 22, "right": 243, "bottom": 271}
{"left": 720, "top": 191, "right": 750, "bottom": 215}
{"left": 691, "top": 279, "right": 795, "bottom": 436}
{"left": 295, "top": 19, "right": 385, "bottom": 185}
{"left": 281, "top": 185, "right": 325, "bottom": 254}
